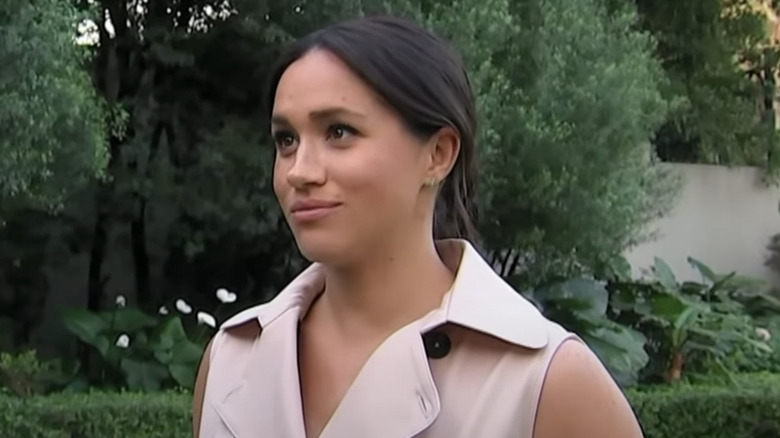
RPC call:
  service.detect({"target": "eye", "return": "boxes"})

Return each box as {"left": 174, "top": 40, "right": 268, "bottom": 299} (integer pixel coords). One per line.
{"left": 272, "top": 131, "right": 297, "bottom": 150}
{"left": 326, "top": 124, "right": 357, "bottom": 141}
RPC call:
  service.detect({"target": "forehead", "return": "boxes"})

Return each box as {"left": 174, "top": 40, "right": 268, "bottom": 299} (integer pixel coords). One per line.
{"left": 273, "top": 49, "right": 382, "bottom": 117}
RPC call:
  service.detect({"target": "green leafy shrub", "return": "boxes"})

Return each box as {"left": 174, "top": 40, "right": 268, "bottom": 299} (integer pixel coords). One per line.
{"left": 632, "top": 373, "right": 780, "bottom": 438}
{"left": 0, "top": 390, "right": 190, "bottom": 438}
{"left": 61, "top": 299, "right": 209, "bottom": 392}
{"left": 734, "top": 315, "right": 780, "bottom": 374}
{"left": 528, "top": 256, "right": 776, "bottom": 387}
{"left": 523, "top": 277, "right": 649, "bottom": 387}
{"left": 606, "top": 256, "right": 774, "bottom": 384}
{"left": 0, "top": 350, "right": 70, "bottom": 397}
{"left": 0, "top": 374, "right": 778, "bottom": 437}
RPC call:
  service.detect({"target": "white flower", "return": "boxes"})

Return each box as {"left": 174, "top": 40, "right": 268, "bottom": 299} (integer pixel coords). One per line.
{"left": 175, "top": 299, "right": 192, "bottom": 314}
{"left": 756, "top": 327, "right": 772, "bottom": 342}
{"left": 115, "top": 333, "right": 130, "bottom": 349}
{"left": 216, "top": 288, "right": 237, "bottom": 304}
{"left": 197, "top": 311, "right": 217, "bottom": 328}
{"left": 158, "top": 306, "right": 169, "bottom": 315}
{"left": 115, "top": 295, "right": 126, "bottom": 308}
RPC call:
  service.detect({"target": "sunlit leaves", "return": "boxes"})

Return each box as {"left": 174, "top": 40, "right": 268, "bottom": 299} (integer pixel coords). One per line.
{"left": 0, "top": 0, "right": 107, "bottom": 215}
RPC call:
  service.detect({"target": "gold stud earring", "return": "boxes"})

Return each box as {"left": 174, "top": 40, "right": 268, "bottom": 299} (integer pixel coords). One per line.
{"left": 426, "top": 177, "right": 438, "bottom": 188}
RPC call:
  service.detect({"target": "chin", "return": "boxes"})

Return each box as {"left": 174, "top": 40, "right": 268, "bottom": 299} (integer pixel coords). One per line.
{"left": 293, "top": 231, "right": 351, "bottom": 264}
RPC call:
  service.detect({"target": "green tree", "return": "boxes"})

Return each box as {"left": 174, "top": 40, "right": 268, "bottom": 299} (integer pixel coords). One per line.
{"left": 0, "top": 0, "right": 686, "bottom": 390}
{"left": 0, "top": 0, "right": 106, "bottom": 215}
{"left": 433, "top": 0, "right": 676, "bottom": 285}
{"left": 0, "top": 0, "right": 676, "bottom": 367}
{"left": 4, "top": 0, "right": 675, "bottom": 312}
{"left": 630, "top": 0, "right": 777, "bottom": 170}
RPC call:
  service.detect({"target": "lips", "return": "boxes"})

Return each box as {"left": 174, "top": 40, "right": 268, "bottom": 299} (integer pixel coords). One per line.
{"left": 289, "top": 199, "right": 342, "bottom": 223}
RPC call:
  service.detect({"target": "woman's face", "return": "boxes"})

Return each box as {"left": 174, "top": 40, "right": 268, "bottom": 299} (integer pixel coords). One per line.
{"left": 271, "top": 50, "right": 434, "bottom": 264}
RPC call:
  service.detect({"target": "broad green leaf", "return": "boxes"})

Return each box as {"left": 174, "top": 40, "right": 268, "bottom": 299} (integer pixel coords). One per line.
{"left": 61, "top": 309, "right": 110, "bottom": 355}
{"left": 710, "top": 358, "right": 739, "bottom": 386}
{"left": 159, "top": 316, "right": 188, "bottom": 343}
{"left": 610, "top": 287, "right": 641, "bottom": 312}
{"left": 584, "top": 325, "right": 648, "bottom": 387}
{"left": 682, "top": 340, "right": 725, "bottom": 356}
{"left": 60, "top": 376, "right": 90, "bottom": 394}
{"left": 671, "top": 326, "right": 688, "bottom": 349}
{"left": 748, "top": 339, "right": 773, "bottom": 353}
{"left": 104, "top": 343, "right": 122, "bottom": 365}
{"left": 544, "top": 278, "right": 608, "bottom": 319}
{"left": 170, "top": 339, "right": 206, "bottom": 365}
{"left": 653, "top": 257, "right": 678, "bottom": 291}
{"left": 687, "top": 257, "right": 718, "bottom": 283}
{"left": 612, "top": 257, "right": 634, "bottom": 281}
{"left": 110, "top": 308, "right": 158, "bottom": 332}
{"left": 674, "top": 306, "right": 704, "bottom": 330}
{"left": 169, "top": 362, "right": 198, "bottom": 389}
{"left": 709, "top": 272, "right": 736, "bottom": 294}
{"left": 649, "top": 292, "right": 688, "bottom": 322}
{"left": 149, "top": 317, "right": 188, "bottom": 351}
{"left": 120, "top": 357, "right": 169, "bottom": 392}
{"left": 687, "top": 327, "right": 725, "bottom": 341}
{"left": 154, "top": 349, "right": 173, "bottom": 365}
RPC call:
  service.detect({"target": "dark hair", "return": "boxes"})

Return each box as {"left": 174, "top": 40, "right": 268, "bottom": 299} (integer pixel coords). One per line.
{"left": 265, "top": 15, "right": 479, "bottom": 242}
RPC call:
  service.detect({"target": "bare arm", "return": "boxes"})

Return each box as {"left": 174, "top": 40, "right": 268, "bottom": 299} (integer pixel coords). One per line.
{"left": 533, "top": 340, "right": 644, "bottom": 438}
{"left": 192, "top": 339, "right": 214, "bottom": 438}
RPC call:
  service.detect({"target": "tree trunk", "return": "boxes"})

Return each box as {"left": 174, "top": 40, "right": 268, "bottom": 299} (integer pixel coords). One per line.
{"left": 129, "top": 122, "right": 164, "bottom": 311}
{"left": 83, "top": 1, "right": 127, "bottom": 377}
{"left": 666, "top": 350, "right": 685, "bottom": 383}
{"left": 499, "top": 249, "right": 513, "bottom": 277}
{"left": 130, "top": 201, "right": 150, "bottom": 309}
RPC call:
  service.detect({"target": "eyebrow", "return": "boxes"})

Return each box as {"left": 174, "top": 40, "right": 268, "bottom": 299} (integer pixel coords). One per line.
{"left": 271, "top": 107, "right": 367, "bottom": 126}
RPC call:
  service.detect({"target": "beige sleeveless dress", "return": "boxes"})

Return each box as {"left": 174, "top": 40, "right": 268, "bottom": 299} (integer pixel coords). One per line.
{"left": 198, "top": 240, "right": 578, "bottom": 438}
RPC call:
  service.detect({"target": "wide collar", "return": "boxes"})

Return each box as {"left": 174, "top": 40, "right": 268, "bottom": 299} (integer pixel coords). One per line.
{"left": 221, "top": 239, "right": 548, "bottom": 348}
{"left": 214, "top": 239, "right": 548, "bottom": 438}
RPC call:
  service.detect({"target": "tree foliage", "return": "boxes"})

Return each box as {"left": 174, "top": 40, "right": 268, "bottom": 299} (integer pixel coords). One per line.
{"left": 631, "top": 0, "right": 779, "bottom": 171}
{"left": 0, "top": 0, "right": 677, "bottom": 362}
{"left": 439, "top": 0, "right": 675, "bottom": 283}
{"left": 0, "top": 0, "right": 107, "bottom": 215}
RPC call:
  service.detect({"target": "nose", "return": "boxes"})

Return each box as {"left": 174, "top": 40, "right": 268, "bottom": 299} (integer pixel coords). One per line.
{"left": 286, "top": 140, "right": 326, "bottom": 189}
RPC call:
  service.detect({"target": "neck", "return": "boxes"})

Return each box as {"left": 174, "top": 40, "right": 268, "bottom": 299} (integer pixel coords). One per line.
{"left": 319, "top": 233, "right": 456, "bottom": 340}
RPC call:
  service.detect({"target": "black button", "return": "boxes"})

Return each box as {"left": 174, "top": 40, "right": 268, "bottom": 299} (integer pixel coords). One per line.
{"left": 423, "top": 330, "right": 451, "bottom": 359}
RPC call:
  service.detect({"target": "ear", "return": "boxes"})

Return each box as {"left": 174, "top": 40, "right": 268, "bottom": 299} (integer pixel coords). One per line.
{"left": 425, "top": 126, "right": 460, "bottom": 184}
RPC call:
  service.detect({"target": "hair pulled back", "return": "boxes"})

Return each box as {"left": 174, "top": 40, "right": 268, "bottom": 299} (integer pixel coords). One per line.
{"left": 266, "top": 15, "right": 479, "bottom": 242}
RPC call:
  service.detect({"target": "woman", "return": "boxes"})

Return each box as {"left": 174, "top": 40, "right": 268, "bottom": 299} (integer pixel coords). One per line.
{"left": 193, "top": 15, "right": 643, "bottom": 438}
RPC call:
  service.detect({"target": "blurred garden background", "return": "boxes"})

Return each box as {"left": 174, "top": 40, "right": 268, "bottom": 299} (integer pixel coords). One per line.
{"left": 2, "top": 0, "right": 780, "bottom": 436}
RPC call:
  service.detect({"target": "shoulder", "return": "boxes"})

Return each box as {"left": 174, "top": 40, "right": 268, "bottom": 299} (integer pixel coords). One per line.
{"left": 533, "top": 340, "right": 643, "bottom": 438}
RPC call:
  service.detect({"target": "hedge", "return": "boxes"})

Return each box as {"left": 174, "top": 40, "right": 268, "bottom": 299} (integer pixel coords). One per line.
{"left": 0, "top": 391, "right": 190, "bottom": 438}
{"left": 630, "top": 373, "right": 780, "bottom": 438}
{"left": 1, "top": 374, "right": 778, "bottom": 437}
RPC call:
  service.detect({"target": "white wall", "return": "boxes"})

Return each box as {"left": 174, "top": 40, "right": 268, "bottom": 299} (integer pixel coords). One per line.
{"left": 626, "top": 163, "right": 780, "bottom": 287}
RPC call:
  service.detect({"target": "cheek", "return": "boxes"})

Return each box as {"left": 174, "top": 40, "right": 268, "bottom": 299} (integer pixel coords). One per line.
{"left": 272, "top": 156, "right": 287, "bottom": 202}
{"left": 338, "top": 143, "right": 421, "bottom": 216}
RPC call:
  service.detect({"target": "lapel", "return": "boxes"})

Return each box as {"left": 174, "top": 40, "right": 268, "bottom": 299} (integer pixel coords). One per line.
{"left": 213, "top": 239, "right": 549, "bottom": 438}
{"left": 214, "top": 265, "right": 323, "bottom": 438}
{"left": 214, "top": 307, "right": 306, "bottom": 437}
{"left": 318, "top": 321, "right": 440, "bottom": 438}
